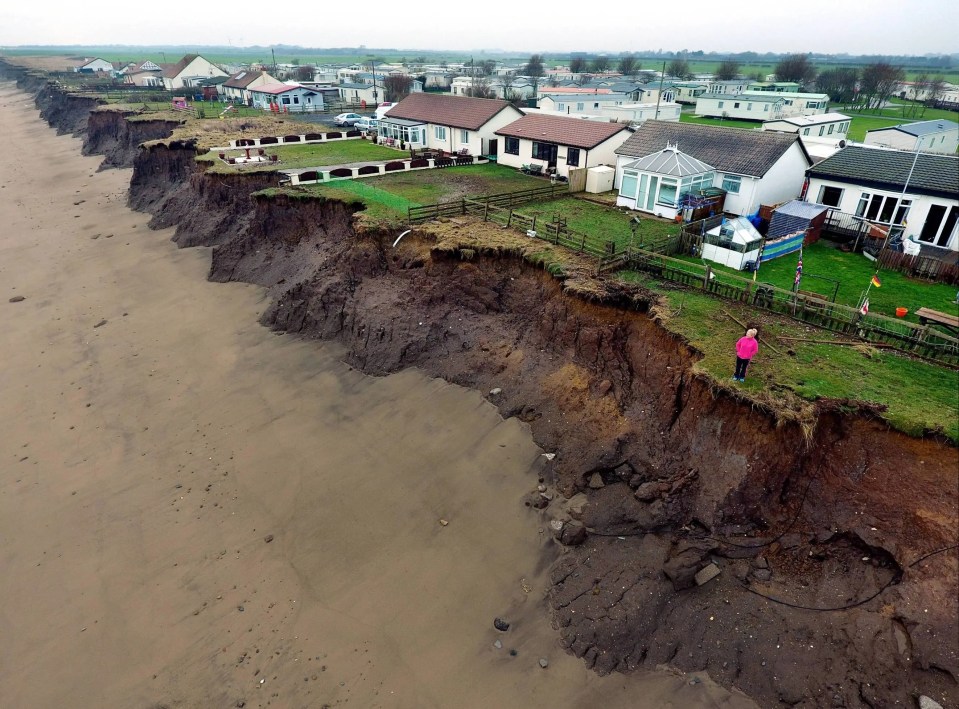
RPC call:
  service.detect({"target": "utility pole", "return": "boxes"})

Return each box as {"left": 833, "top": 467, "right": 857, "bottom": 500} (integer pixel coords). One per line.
{"left": 654, "top": 61, "right": 666, "bottom": 121}
{"left": 370, "top": 58, "right": 378, "bottom": 106}
{"left": 271, "top": 48, "right": 277, "bottom": 75}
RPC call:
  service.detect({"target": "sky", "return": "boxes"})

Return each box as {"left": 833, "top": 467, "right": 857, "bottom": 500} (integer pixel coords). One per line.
{"left": 1, "top": 0, "right": 956, "bottom": 56}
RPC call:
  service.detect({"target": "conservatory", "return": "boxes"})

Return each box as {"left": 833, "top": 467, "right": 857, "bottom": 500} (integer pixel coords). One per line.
{"left": 376, "top": 117, "right": 427, "bottom": 149}
{"left": 616, "top": 145, "right": 715, "bottom": 219}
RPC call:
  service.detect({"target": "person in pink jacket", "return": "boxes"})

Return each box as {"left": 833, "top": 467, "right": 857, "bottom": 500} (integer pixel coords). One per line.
{"left": 734, "top": 328, "right": 759, "bottom": 382}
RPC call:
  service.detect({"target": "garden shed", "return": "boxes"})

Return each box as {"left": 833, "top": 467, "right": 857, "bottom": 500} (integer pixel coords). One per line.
{"left": 768, "top": 199, "right": 828, "bottom": 245}
{"left": 702, "top": 217, "right": 764, "bottom": 270}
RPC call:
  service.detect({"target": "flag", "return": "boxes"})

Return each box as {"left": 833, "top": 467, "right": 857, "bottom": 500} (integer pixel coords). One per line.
{"left": 871, "top": 274, "right": 882, "bottom": 288}
{"left": 860, "top": 298, "right": 869, "bottom": 315}
{"left": 794, "top": 258, "right": 803, "bottom": 287}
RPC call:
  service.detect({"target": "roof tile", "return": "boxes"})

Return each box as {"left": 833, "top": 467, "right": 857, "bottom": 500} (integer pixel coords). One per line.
{"left": 807, "top": 145, "right": 958, "bottom": 197}
{"left": 495, "top": 113, "right": 627, "bottom": 149}
{"left": 384, "top": 94, "right": 520, "bottom": 131}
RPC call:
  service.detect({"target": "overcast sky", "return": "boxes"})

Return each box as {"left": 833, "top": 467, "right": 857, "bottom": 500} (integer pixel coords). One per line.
{"left": 1, "top": 0, "right": 956, "bottom": 55}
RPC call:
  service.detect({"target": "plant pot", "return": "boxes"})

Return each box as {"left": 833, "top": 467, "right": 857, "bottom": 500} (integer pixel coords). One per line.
{"left": 896, "top": 307, "right": 908, "bottom": 318}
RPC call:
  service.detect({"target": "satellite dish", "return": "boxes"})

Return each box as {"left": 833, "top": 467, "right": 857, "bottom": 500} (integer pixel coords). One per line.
{"left": 838, "top": 139, "right": 847, "bottom": 148}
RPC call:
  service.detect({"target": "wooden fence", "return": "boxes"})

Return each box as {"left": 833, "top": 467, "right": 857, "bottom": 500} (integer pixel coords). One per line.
{"left": 627, "top": 248, "right": 959, "bottom": 365}
{"left": 877, "top": 249, "right": 959, "bottom": 286}
{"left": 407, "top": 183, "right": 567, "bottom": 224}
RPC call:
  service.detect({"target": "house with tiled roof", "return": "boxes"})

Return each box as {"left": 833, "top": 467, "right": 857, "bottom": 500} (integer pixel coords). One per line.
{"left": 494, "top": 113, "right": 630, "bottom": 177}
{"left": 805, "top": 145, "right": 958, "bottom": 250}
{"left": 161, "top": 54, "right": 227, "bottom": 91}
{"left": 220, "top": 70, "right": 278, "bottom": 104}
{"left": 75, "top": 58, "right": 113, "bottom": 73}
{"left": 863, "top": 119, "right": 959, "bottom": 155}
{"left": 380, "top": 94, "right": 523, "bottom": 155}
{"left": 615, "top": 120, "right": 813, "bottom": 216}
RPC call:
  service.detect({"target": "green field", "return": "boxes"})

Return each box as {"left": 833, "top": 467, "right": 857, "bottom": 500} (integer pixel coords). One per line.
{"left": 619, "top": 271, "right": 959, "bottom": 442}
{"left": 298, "top": 163, "right": 546, "bottom": 225}
{"left": 678, "top": 241, "right": 959, "bottom": 324}
{"left": 202, "top": 140, "right": 408, "bottom": 172}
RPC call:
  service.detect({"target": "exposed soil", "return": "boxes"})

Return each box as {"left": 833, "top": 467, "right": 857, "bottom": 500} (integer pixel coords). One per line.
{"left": 11, "top": 64, "right": 958, "bottom": 708}
{"left": 84, "top": 108, "right": 184, "bottom": 169}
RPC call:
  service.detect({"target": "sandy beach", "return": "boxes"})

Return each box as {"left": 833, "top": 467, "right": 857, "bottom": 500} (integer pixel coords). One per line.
{"left": 0, "top": 82, "right": 754, "bottom": 708}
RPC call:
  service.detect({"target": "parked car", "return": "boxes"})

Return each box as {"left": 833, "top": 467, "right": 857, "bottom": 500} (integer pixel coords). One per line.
{"left": 355, "top": 117, "right": 379, "bottom": 132}
{"left": 374, "top": 103, "right": 396, "bottom": 120}
{"left": 334, "top": 112, "right": 363, "bottom": 126}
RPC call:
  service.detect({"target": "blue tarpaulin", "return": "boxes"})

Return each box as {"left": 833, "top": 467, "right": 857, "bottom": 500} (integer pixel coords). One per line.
{"left": 760, "top": 230, "right": 805, "bottom": 262}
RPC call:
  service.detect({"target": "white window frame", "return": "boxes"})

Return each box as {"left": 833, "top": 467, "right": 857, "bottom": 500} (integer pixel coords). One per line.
{"left": 460, "top": 129, "right": 469, "bottom": 143}
{"left": 721, "top": 174, "right": 742, "bottom": 194}
{"left": 434, "top": 126, "right": 447, "bottom": 140}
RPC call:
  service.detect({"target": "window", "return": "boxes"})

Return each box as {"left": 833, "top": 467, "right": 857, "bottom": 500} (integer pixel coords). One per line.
{"left": 803, "top": 128, "right": 810, "bottom": 135}
{"left": 281, "top": 96, "right": 291, "bottom": 105}
{"left": 718, "top": 101, "right": 724, "bottom": 108}
{"left": 657, "top": 178, "right": 678, "bottom": 206}
{"left": 566, "top": 147, "right": 580, "bottom": 167}
{"left": 620, "top": 169, "right": 638, "bottom": 199}
{"left": 819, "top": 126, "right": 825, "bottom": 136}
{"left": 531, "top": 141, "right": 555, "bottom": 161}
{"left": 576, "top": 102, "right": 584, "bottom": 111}
{"left": 434, "top": 126, "right": 446, "bottom": 140}
{"left": 557, "top": 103, "right": 565, "bottom": 111}
{"left": 817, "top": 185, "right": 844, "bottom": 207}
{"left": 293, "top": 95, "right": 300, "bottom": 104}
{"left": 460, "top": 129, "right": 469, "bottom": 143}
{"left": 827, "top": 124, "right": 834, "bottom": 134}
{"left": 721, "top": 174, "right": 742, "bottom": 194}
{"left": 734, "top": 102, "right": 740, "bottom": 108}
{"left": 747, "top": 103, "right": 752, "bottom": 111}
{"left": 763, "top": 104, "right": 769, "bottom": 111}
{"left": 856, "top": 192, "right": 911, "bottom": 224}
{"left": 593, "top": 102, "right": 599, "bottom": 108}
{"left": 504, "top": 137, "right": 519, "bottom": 155}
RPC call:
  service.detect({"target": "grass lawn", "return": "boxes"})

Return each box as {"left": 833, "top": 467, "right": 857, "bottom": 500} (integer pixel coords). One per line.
{"left": 679, "top": 112, "right": 761, "bottom": 130}
{"left": 201, "top": 140, "right": 408, "bottom": 173}
{"left": 619, "top": 271, "right": 959, "bottom": 442}
{"left": 676, "top": 241, "right": 959, "bottom": 324}
{"left": 298, "top": 163, "right": 548, "bottom": 227}
{"left": 518, "top": 196, "right": 681, "bottom": 251}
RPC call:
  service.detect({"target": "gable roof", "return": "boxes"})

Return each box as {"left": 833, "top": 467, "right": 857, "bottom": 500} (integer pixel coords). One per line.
{"left": 384, "top": 94, "right": 519, "bottom": 131}
{"left": 249, "top": 83, "right": 310, "bottom": 96}
{"left": 162, "top": 54, "right": 199, "bottom": 79}
{"left": 806, "top": 145, "right": 959, "bottom": 198}
{"left": 867, "top": 119, "right": 959, "bottom": 137}
{"left": 224, "top": 70, "right": 270, "bottom": 89}
{"left": 496, "top": 113, "right": 628, "bottom": 149}
{"left": 616, "top": 120, "right": 811, "bottom": 177}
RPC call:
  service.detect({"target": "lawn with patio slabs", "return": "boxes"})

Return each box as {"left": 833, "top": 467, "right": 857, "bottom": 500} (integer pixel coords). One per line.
{"left": 200, "top": 140, "right": 408, "bottom": 173}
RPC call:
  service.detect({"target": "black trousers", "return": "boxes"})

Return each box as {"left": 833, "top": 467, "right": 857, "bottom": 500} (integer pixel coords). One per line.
{"left": 734, "top": 357, "right": 750, "bottom": 380}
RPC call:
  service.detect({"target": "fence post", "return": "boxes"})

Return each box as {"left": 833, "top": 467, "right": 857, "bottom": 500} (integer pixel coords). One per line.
{"left": 704, "top": 265, "right": 712, "bottom": 290}
{"left": 461, "top": 198, "right": 466, "bottom": 216}
{"left": 532, "top": 215, "right": 537, "bottom": 232}
{"left": 581, "top": 233, "right": 586, "bottom": 252}
{"left": 484, "top": 200, "right": 489, "bottom": 222}
{"left": 507, "top": 210, "right": 513, "bottom": 228}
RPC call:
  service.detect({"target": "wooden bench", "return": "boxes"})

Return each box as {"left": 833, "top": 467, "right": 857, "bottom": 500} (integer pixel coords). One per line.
{"left": 916, "top": 307, "right": 959, "bottom": 334}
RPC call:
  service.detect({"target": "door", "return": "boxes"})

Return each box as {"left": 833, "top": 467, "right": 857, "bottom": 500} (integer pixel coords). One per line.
{"left": 546, "top": 143, "right": 558, "bottom": 168}
{"left": 487, "top": 139, "right": 497, "bottom": 158}
{"left": 937, "top": 206, "right": 959, "bottom": 247}
{"left": 919, "top": 204, "right": 947, "bottom": 243}
{"left": 646, "top": 176, "right": 659, "bottom": 211}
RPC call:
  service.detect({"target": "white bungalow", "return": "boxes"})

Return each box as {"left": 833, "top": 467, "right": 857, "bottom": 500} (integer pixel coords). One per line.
{"left": 863, "top": 119, "right": 959, "bottom": 155}
{"left": 762, "top": 113, "right": 851, "bottom": 141}
{"left": 75, "top": 58, "right": 114, "bottom": 73}
{"left": 248, "top": 83, "right": 325, "bottom": 112}
{"left": 220, "top": 70, "right": 279, "bottom": 104}
{"left": 617, "top": 145, "right": 715, "bottom": 219}
{"left": 495, "top": 113, "right": 631, "bottom": 178}
{"left": 161, "top": 54, "right": 228, "bottom": 90}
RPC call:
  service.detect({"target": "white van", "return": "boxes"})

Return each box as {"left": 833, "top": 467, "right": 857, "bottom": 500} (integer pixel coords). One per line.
{"left": 374, "top": 103, "right": 396, "bottom": 120}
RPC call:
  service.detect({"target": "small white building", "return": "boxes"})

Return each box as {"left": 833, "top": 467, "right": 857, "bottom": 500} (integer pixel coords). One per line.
{"left": 161, "top": 54, "right": 228, "bottom": 90}
{"left": 615, "top": 120, "right": 813, "bottom": 217}
{"left": 806, "top": 145, "right": 959, "bottom": 250}
{"left": 617, "top": 145, "right": 715, "bottom": 219}
{"left": 701, "top": 217, "right": 764, "bottom": 270}
{"left": 338, "top": 82, "right": 381, "bottom": 106}
{"left": 695, "top": 92, "right": 829, "bottom": 121}
{"left": 380, "top": 94, "right": 523, "bottom": 155}
{"left": 601, "top": 102, "right": 682, "bottom": 124}
{"left": 495, "top": 113, "right": 631, "bottom": 178}
{"left": 75, "top": 58, "right": 114, "bottom": 73}
{"left": 863, "top": 119, "right": 959, "bottom": 155}
{"left": 248, "top": 83, "right": 325, "bottom": 112}
{"left": 668, "top": 81, "right": 710, "bottom": 104}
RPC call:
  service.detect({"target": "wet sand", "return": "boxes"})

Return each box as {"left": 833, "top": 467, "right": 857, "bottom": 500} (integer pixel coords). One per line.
{"left": 0, "top": 82, "right": 755, "bottom": 708}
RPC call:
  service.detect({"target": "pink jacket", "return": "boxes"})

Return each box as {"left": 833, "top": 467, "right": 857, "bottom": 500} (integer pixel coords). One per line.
{"left": 736, "top": 336, "right": 759, "bottom": 360}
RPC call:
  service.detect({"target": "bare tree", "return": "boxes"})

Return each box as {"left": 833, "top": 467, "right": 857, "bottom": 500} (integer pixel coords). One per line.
{"left": 859, "top": 62, "right": 905, "bottom": 111}
{"left": 926, "top": 75, "right": 947, "bottom": 114}
{"left": 383, "top": 74, "right": 413, "bottom": 102}
{"left": 500, "top": 73, "right": 516, "bottom": 102}
{"left": 569, "top": 56, "right": 588, "bottom": 74}
{"left": 667, "top": 57, "right": 691, "bottom": 80}
{"left": 577, "top": 73, "right": 593, "bottom": 86}
{"left": 591, "top": 56, "right": 610, "bottom": 73}
{"left": 466, "top": 77, "right": 495, "bottom": 99}
{"left": 479, "top": 59, "right": 496, "bottom": 76}
{"left": 816, "top": 67, "right": 859, "bottom": 106}
{"left": 295, "top": 65, "right": 315, "bottom": 82}
{"left": 618, "top": 54, "right": 640, "bottom": 78}
{"left": 773, "top": 53, "right": 816, "bottom": 88}
{"left": 524, "top": 54, "right": 545, "bottom": 78}
{"left": 715, "top": 60, "right": 740, "bottom": 81}
{"left": 907, "top": 74, "right": 929, "bottom": 117}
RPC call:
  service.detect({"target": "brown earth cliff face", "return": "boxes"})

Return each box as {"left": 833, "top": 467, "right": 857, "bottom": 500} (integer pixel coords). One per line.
{"left": 11, "top": 71, "right": 958, "bottom": 709}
